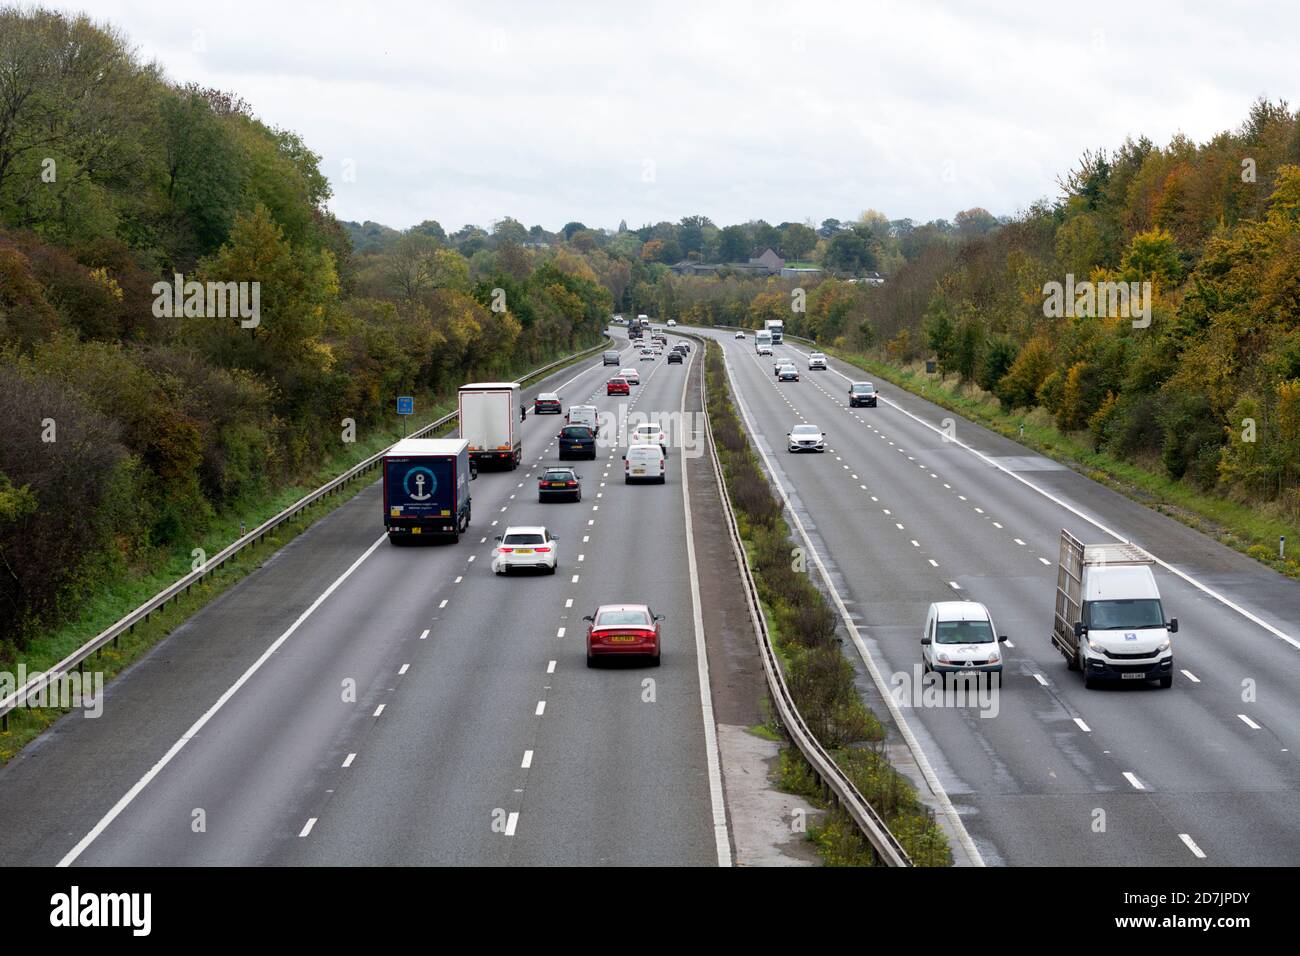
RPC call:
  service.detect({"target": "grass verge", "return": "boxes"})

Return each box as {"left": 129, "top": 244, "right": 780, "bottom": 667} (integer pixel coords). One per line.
{"left": 704, "top": 340, "right": 949, "bottom": 866}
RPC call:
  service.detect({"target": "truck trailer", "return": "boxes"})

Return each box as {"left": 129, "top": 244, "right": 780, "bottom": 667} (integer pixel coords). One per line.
{"left": 1051, "top": 529, "right": 1178, "bottom": 688}
{"left": 458, "top": 382, "right": 522, "bottom": 469}
{"left": 383, "top": 438, "right": 473, "bottom": 543}
{"left": 764, "top": 319, "right": 784, "bottom": 344}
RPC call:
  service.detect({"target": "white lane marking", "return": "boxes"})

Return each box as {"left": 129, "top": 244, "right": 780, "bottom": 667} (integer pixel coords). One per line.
{"left": 949, "top": 581, "right": 962, "bottom": 590}
{"left": 1014, "top": 538, "right": 1026, "bottom": 546}
{"left": 439, "top": 599, "right": 448, "bottom": 609}
{"left": 373, "top": 704, "right": 385, "bottom": 717}
{"left": 974, "top": 507, "right": 984, "bottom": 514}
{"left": 578, "top": 554, "right": 585, "bottom": 562}
{"left": 398, "top": 664, "right": 409, "bottom": 676}
{"left": 547, "top": 660, "right": 556, "bottom": 674}
{"left": 56, "top": 533, "right": 389, "bottom": 867}
{"left": 1179, "top": 833, "right": 1206, "bottom": 859}
{"left": 565, "top": 598, "right": 573, "bottom": 608}
{"left": 1073, "top": 717, "right": 1091, "bottom": 732}
{"left": 1038, "top": 557, "right": 1051, "bottom": 566}
{"left": 342, "top": 753, "right": 356, "bottom": 768}
{"left": 1238, "top": 714, "right": 1261, "bottom": 730}
{"left": 716, "top": 347, "right": 977, "bottom": 867}
{"left": 504, "top": 811, "right": 519, "bottom": 836}
{"left": 928, "top": 559, "right": 939, "bottom": 567}
{"left": 535, "top": 701, "right": 546, "bottom": 716}
{"left": 992, "top": 521, "right": 1003, "bottom": 529}
{"left": 521, "top": 750, "right": 534, "bottom": 769}
{"left": 1181, "top": 669, "right": 1200, "bottom": 683}
{"left": 1033, "top": 673, "right": 1049, "bottom": 686}
{"left": 467, "top": 555, "right": 476, "bottom": 562}
{"left": 1123, "top": 772, "right": 1146, "bottom": 790}
{"left": 454, "top": 576, "right": 463, "bottom": 584}
{"left": 910, "top": 539, "right": 920, "bottom": 547}
{"left": 571, "top": 574, "right": 579, "bottom": 583}
{"left": 419, "top": 628, "right": 430, "bottom": 640}
{"left": 582, "top": 535, "right": 589, "bottom": 543}
{"left": 299, "top": 818, "right": 317, "bottom": 838}
{"left": 676, "top": 343, "right": 733, "bottom": 867}
{"left": 556, "top": 627, "right": 566, "bottom": 638}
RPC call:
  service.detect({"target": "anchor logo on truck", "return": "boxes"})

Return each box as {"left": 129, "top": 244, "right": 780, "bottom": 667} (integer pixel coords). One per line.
{"left": 403, "top": 466, "right": 437, "bottom": 501}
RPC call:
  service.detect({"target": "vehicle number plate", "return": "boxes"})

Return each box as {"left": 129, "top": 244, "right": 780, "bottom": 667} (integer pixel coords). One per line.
{"left": 609, "top": 635, "right": 637, "bottom": 643}
{"left": 515, "top": 548, "right": 533, "bottom": 554}
{"left": 411, "top": 527, "right": 421, "bottom": 534}
{"left": 550, "top": 483, "right": 566, "bottom": 487}
{"left": 1121, "top": 672, "right": 1147, "bottom": 679}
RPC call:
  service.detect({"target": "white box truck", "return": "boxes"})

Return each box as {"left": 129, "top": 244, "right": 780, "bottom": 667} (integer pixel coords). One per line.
{"left": 458, "top": 382, "right": 522, "bottom": 469}
{"left": 755, "top": 329, "right": 773, "bottom": 354}
{"left": 1051, "top": 530, "right": 1178, "bottom": 688}
{"left": 764, "top": 319, "right": 784, "bottom": 343}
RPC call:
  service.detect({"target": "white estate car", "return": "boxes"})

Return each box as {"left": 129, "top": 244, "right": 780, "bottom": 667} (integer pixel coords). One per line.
{"left": 493, "top": 526, "right": 559, "bottom": 575}
{"left": 921, "top": 601, "right": 1008, "bottom": 686}
{"left": 808, "top": 352, "right": 828, "bottom": 370}
{"left": 619, "top": 367, "right": 640, "bottom": 385}
{"left": 631, "top": 422, "right": 668, "bottom": 454}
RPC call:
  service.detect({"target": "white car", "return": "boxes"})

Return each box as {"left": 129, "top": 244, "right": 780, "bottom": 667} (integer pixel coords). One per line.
{"left": 639, "top": 349, "right": 655, "bottom": 362}
{"left": 493, "top": 526, "right": 559, "bottom": 575}
{"left": 921, "top": 601, "right": 1007, "bottom": 686}
{"left": 631, "top": 422, "right": 668, "bottom": 454}
{"left": 619, "top": 367, "right": 640, "bottom": 385}
{"left": 757, "top": 344, "right": 772, "bottom": 356}
{"left": 666, "top": 319, "right": 677, "bottom": 327}
{"left": 808, "top": 353, "right": 827, "bottom": 370}
{"left": 624, "top": 443, "right": 666, "bottom": 483}
{"left": 734, "top": 331, "right": 746, "bottom": 339}
{"left": 787, "top": 424, "right": 825, "bottom": 452}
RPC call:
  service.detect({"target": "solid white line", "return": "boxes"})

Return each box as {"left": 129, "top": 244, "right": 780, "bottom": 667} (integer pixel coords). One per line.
{"left": 342, "top": 753, "right": 356, "bottom": 768}
{"left": 56, "top": 533, "right": 388, "bottom": 867}
{"left": 717, "top": 347, "right": 980, "bottom": 866}
{"left": 504, "top": 811, "right": 519, "bottom": 836}
{"left": 1179, "top": 833, "right": 1206, "bottom": 859}
{"left": 299, "top": 818, "right": 317, "bottom": 838}
{"left": 681, "top": 343, "right": 733, "bottom": 867}
{"left": 1073, "top": 717, "right": 1091, "bottom": 732}
{"left": 1123, "top": 772, "right": 1146, "bottom": 790}
{"left": 1238, "top": 714, "right": 1261, "bottom": 730}
{"left": 522, "top": 750, "right": 534, "bottom": 769}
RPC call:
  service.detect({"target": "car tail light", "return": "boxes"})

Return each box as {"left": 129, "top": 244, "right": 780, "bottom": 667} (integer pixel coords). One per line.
{"left": 535, "top": 546, "right": 551, "bottom": 553}
{"left": 498, "top": 547, "right": 514, "bottom": 553}
{"left": 566, "top": 481, "right": 577, "bottom": 487}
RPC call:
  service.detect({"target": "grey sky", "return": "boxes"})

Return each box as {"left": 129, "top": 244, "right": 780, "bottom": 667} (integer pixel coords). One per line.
{"left": 51, "top": 0, "right": 1300, "bottom": 232}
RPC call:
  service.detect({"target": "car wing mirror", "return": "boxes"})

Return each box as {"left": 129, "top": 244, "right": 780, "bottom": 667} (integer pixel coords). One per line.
{"left": 582, "top": 615, "right": 594, "bottom": 623}
{"left": 494, "top": 535, "right": 503, "bottom": 541}
{"left": 1168, "top": 618, "right": 1179, "bottom": 633}
{"left": 654, "top": 614, "right": 665, "bottom": 622}
{"left": 1073, "top": 621, "right": 1085, "bottom": 638}
{"left": 999, "top": 635, "right": 1008, "bottom": 643}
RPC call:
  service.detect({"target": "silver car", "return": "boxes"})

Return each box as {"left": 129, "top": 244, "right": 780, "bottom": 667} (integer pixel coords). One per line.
{"left": 787, "top": 424, "right": 825, "bottom": 452}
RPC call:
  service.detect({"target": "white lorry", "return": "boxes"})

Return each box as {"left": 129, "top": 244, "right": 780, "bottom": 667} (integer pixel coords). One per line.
{"left": 458, "top": 382, "right": 522, "bottom": 469}
{"left": 755, "top": 329, "right": 773, "bottom": 355}
{"left": 1051, "top": 530, "right": 1178, "bottom": 688}
{"left": 764, "top": 319, "right": 785, "bottom": 344}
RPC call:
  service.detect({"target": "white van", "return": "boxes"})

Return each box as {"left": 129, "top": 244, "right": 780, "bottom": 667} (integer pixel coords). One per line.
{"left": 623, "top": 443, "right": 666, "bottom": 484}
{"left": 566, "top": 404, "right": 598, "bottom": 430}
{"left": 922, "top": 601, "right": 1008, "bottom": 686}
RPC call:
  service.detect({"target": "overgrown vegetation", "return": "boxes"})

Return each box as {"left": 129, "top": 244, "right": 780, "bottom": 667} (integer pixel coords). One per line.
{"left": 0, "top": 7, "right": 612, "bottom": 658}
{"left": 705, "top": 341, "right": 950, "bottom": 866}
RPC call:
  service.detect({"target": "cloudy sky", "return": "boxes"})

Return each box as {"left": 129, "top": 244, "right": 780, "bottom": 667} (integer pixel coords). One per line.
{"left": 48, "top": 0, "right": 1300, "bottom": 232}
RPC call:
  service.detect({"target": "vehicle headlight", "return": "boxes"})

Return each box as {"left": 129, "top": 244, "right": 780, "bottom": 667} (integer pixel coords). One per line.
{"left": 987, "top": 652, "right": 1000, "bottom": 664}
{"left": 1156, "top": 640, "right": 1171, "bottom": 653}
{"left": 1088, "top": 639, "right": 1106, "bottom": 652}
{"left": 936, "top": 652, "right": 949, "bottom": 663}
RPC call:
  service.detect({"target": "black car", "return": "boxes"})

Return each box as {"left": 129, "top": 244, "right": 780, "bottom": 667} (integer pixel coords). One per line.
{"left": 538, "top": 467, "right": 582, "bottom": 501}
{"left": 849, "top": 382, "right": 877, "bottom": 407}
{"left": 557, "top": 424, "right": 597, "bottom": 459}
{"left": 667, "top": 351, "right": 683, "bottom": 364}
{"left": 602, "top": 350, "right": 621, "bottom": 366}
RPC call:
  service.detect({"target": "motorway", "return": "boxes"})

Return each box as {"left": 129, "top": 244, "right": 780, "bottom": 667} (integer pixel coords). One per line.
{"left": 0, "top": 330, "right": 728, "bottom": 866}
{"left": 698, "top": 328, "right": 1300, "bottom": 866}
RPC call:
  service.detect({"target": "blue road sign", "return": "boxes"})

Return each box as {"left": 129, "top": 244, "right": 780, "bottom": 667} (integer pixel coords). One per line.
{"left": 397, "top": 396, "right": 414, "bottom": 415}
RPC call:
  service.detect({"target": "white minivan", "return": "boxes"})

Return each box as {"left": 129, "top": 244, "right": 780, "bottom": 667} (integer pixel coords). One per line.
{"left": 566, "top": 404, "right": 598, "bottom": 430}
{"left": 624, "top": 443, "right": 666, "bottom": 484}
{"left": 922, "top": 601, "right": 1008, "bottom": 686}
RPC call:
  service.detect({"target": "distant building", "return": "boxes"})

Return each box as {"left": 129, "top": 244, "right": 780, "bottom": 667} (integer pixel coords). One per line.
{"left": 747, "top": 248, "right": 785, "bottom": 274}
{"left": 672, "top": 247, "right": 786, "bottom": 277}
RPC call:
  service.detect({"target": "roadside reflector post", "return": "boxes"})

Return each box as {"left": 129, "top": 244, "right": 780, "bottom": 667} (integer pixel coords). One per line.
{"left": 1282, "top": 536, "right": 1286, "bottom": 560}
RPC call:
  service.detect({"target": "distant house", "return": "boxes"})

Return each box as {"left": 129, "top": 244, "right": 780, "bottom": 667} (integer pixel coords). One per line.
{"left": 671, "top": 247, "right": 786, "bottom": 277}
{"left": 747, "top": 248, "right": 785, "bottom": 274}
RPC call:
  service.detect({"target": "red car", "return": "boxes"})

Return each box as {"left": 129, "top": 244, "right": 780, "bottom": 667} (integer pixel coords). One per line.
{"left": 606, "top": 377, "right": 629, "bottom": 396}
{"left": 584, "top": 604, "right": 663, "bottom": 667}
